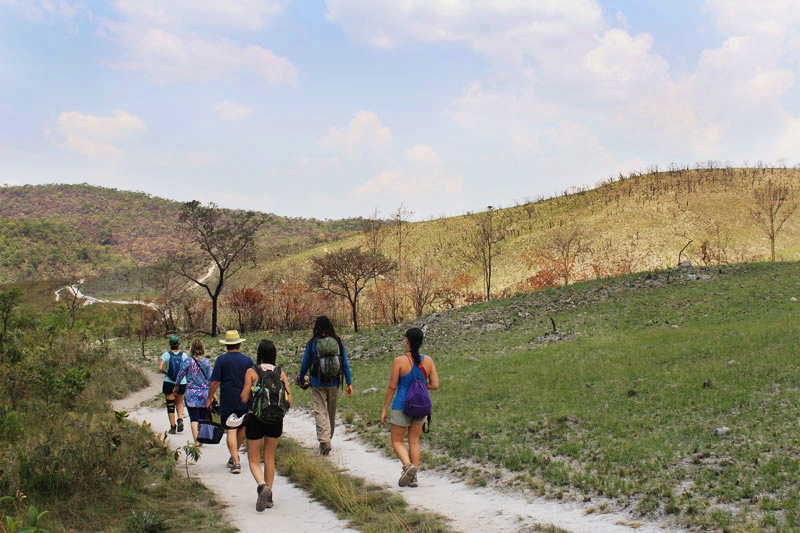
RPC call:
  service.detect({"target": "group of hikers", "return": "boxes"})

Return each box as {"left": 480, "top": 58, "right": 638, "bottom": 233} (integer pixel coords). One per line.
{"left": 158, "top": 315, "right": 439, "bottom": 512}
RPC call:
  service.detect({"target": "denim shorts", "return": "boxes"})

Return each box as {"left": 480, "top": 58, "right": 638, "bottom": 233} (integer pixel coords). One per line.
{"left": 389, "top": 409, "right": 427, "bottom": 427}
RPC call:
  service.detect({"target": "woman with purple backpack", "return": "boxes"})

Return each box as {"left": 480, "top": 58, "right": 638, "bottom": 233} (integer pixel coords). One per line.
{"left": 380, "top": 327, "right": 439, "bottom": 487}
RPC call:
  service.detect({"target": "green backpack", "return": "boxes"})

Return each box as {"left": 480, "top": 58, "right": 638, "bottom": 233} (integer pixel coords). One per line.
{"left": 314, "top": 336, "right": 341, "bottom": 381}
{"left": 250, "top": 365, "right": 289, "bottom": 424}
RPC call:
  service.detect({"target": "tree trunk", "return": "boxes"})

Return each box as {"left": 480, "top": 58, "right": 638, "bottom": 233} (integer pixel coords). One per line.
{"left": 211, "top": 295, "right": 219, "bottom": 336}
{"left": 351, "top": 298, "right": 359, "bottom": 332}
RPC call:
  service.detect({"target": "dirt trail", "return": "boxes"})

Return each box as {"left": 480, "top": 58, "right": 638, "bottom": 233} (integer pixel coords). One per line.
{"left": 112, "top": 370, "right": 357, "bottom": 533}
{"left": 283, "top": 411, "right": 684, "bottom": 533}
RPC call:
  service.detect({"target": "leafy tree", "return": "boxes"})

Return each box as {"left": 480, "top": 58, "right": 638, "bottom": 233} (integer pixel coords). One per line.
{"left": 308, "top": 247, "right": 395, "bottom": 332}
{"left": 751, "top": 178, "right": 797, "bottom": 262}
{"left": 173, "top": 201, "right": 270, "bottom": 335}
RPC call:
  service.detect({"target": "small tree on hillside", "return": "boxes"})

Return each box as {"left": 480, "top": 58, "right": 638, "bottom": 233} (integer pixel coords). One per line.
{"left": 405, "top": 256, "right": 438, "bottom": 317}
{"left": 525, "top": 227, "right": 589, "bottom": 286}
{"left": 751, "top": 178, "right": 797, "bottom": 262}
{"left": 173, "top": 201, "right": 270, "bottom": 336}
{"left": 464, "top": 206, "right": 509, "bottom": 301}
{"left": 308, "top": 247, "right": 396, "bottom": 332}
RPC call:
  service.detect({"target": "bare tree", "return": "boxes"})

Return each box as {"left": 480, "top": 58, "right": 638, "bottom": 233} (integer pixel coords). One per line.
{"left": 464, "top": 206, "right": 509, "bottom": 300}
{"left": 751, "top": 178, "right": 797, "bottom": 262}
{"left": 405, "top": 256, "right": 438, "bottom": 317}
{"left": 527, "top": 227, "right": 588, "bottom": 285}
{"left": 308, "top": 247, "right": 396, "bottom": 332}
{"left": 360, "top": 207, "right": 386, "bottom": 255}
{"left": 390, "top": 203, "right": 413, "bottom": 323}
{"left": 173, "top": 201, "right": 270, "bottom": 336}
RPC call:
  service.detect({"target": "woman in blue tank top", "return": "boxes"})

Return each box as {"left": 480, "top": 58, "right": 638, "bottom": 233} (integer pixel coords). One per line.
{"left": 381, "top": 328, "right": 439, "bottom": 487}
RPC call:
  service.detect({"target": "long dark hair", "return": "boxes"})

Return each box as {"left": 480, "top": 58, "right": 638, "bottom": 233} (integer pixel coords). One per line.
{"left": 257, "top": 339, "right": 277, "bottom": 365}
{"left": 310, "top": 315, "right": 344, "bottom": 353}
{"left": 405, "top": 327, "right": 424, "bottom": 365}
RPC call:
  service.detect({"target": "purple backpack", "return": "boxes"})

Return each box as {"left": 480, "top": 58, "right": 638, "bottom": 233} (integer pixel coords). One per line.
{"left": 402, "top": 357, "right": 432, "bottom": 419}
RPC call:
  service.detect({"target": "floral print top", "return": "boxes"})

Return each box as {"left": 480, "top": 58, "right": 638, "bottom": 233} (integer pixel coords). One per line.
{"left": 175, "top": 356, "right": 213, "bottom": 408}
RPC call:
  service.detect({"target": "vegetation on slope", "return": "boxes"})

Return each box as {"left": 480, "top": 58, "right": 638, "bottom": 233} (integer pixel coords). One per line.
{"left": 0, "top": 183, "right": 364, "bottom": 282}
{"left": 279, "top": 261, "right": 800, "bottom": 531}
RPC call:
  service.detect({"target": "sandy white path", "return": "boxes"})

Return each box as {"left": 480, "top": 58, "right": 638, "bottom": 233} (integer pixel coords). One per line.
{"left": 283, "top": 411, "right": 685, "bottom": 533}
{"left": 112, "top": 372, "right": 357, "bottom": 533}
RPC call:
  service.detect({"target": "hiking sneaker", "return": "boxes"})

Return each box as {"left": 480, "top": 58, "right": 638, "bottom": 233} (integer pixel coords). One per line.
{"left": 398, "top": 463, "right": 417, "bottom": 487}
{"left": 226, "top": 457, "right": 234, "bottom": 469}
{"left": 256, "top": 484, "right": 272, "bottom": 512}
{"left": 176, "top": 419, "right": 184, "bottom": 432}
{"left": 168, "top": 425, "right": 177, "bottom": 435}
{"left": 409, "top": 472, "right": 418, "bottom": 488}
{"left": 319, "top": 442, "right": 332, "bottom": 456}
{"left": 231, "top": 463, "right": 241, "bottom": 474}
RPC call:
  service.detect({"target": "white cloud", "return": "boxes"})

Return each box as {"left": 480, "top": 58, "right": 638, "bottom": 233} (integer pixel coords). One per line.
{"left": 320, "top": 111, "right": 393, "bottom": 156}
{"left": 53, "top": 109, "right": 147, "bottom": 160}
{"left": 354, "top": 144, "right": 463, "bottom": 197}
{"left": 213, "top": 100, "right": 254, "bottom": 121}
{"left": 114, "top": 0, "right": 284, "bottom": 30}
{"left": 107, "top": 25, "right": 298, "bottom": 84}
{"left": 99, "top": 0, "right": 297, "bottom": 85}
{"left": 325, "top": 0, "right": 604, "bottom": 62}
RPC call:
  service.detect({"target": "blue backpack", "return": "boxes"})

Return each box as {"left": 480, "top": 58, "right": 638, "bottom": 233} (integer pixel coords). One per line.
{"left": 402, "top": 357, "right": 432, "bottom": 423}
{"left": 167, "top": 351, "right": 185, "bottom": 381}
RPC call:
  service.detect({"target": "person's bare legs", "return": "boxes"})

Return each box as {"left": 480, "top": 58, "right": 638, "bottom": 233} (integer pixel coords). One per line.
{"left": 227, "top": 427, "right": 245, "bottom": 466}
{"left": 263, "top": 437, "right": 279, "bottom": 488}
{"left": 247, "top": 438, "right": 265, "bottom": 484}
{"left": 165, "top": 392, "right": 176, "bottom": 427}
{"left": 408, "top": 422, "right": 424, "bottom": 466}
{"left": 176, "top": 393, "right": 186, "bottom": 423}
{"left": 190, "top": 421, "right": 199, "bottom": 445}
{"left": 390, "top": 424, "right": 410, "bottom": 465}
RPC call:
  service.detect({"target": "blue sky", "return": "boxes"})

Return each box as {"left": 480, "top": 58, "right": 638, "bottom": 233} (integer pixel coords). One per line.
{"left": 1, "top": 0, "right": 799, "bottom": 220}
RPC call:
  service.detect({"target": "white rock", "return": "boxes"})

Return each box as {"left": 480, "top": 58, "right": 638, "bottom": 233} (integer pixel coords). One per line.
{"left": 728, "top": 360, "right": 736, "bottom": 366}
{"left": 714, "top": 427, "right": 730, "bottom": 436}
{"left": 362, "top": 387, "right": 378, "bottom": 394}
{"left": 790, "top": 297, "right": 798, "bottom": 302}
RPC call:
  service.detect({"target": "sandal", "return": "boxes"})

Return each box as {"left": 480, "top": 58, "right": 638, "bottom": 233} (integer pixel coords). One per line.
{"left": 231, "top": 463, "right": 241, "bottom": 474}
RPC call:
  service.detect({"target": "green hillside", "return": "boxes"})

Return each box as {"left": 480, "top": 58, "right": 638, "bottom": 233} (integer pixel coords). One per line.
{"left": 0, "top": 183, "right": 364, "bottom": 283}
{"left": 282, "top": 260, "right": 800, "bottom": 531}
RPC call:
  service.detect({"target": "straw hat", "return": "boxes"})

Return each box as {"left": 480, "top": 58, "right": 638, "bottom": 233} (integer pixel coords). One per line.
{"left": 219, "top": 330, "right": 246, "bottom": 345}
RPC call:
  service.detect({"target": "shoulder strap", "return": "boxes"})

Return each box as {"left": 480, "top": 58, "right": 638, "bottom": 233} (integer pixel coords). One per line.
{"left": 192, "top": 357, "right": 209, "bottom": 382}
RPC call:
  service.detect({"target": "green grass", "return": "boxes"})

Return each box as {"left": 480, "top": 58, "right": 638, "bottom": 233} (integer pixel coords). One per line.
{"left": 110, "top": 262, "right": 800, "bottom": 530}
{"left": 276, "top": 438, "right": 451, "bottom": 532}
{"left": 284, "top": 261, "right": 800, "bottom": 531}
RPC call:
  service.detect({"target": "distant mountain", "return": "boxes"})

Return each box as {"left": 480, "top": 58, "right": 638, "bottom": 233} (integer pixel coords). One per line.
{"left": 0, "top": 183, "right": 363, "bottom": 282}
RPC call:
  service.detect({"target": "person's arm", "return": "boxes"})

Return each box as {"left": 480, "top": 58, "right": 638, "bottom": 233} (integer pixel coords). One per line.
{"left": 341, "top": 343, "right": 353, "bottom": 398}
{"left": 380, "top": 358, "right": 402, "bottom": 426}
{"left": 240, "top": 368, "right": 256, "bottom": 404}
{"left": 298, "top": 341, "right": 311, "bottom": 378}
{"left": 425, "top": 358, "right": 439, "bottom": 391}
{"left": 157, "top": 353, "right": 167, "bottom": 374}
{"left": 206, "top": 381, "right": 219, "bottom": 408}
{"left": 281, "top": 371, "right": 292, "bottom": 406}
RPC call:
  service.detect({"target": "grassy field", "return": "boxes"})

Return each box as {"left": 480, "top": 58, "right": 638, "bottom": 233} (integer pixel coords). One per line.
{"left": 279, "top": 261, "right": 800, "bottom": 531}
{"left": 116, "top": 261, "right": 800, "bottom": 531}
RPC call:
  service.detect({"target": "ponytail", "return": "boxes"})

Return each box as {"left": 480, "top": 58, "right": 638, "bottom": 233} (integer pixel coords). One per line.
{"left": 405, "top": 327, "right": 424, "bottom": 366}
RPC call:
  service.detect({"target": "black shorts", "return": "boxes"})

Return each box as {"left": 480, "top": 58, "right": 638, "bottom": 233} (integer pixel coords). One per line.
{"left": 186, "top": 406, "right": 209, "bottom": 422}
{"left": 163, "top": 382, "right": 186, "bottom": 396}
{"left": 245, "top": 416, "right": 283, "bottom": 440}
